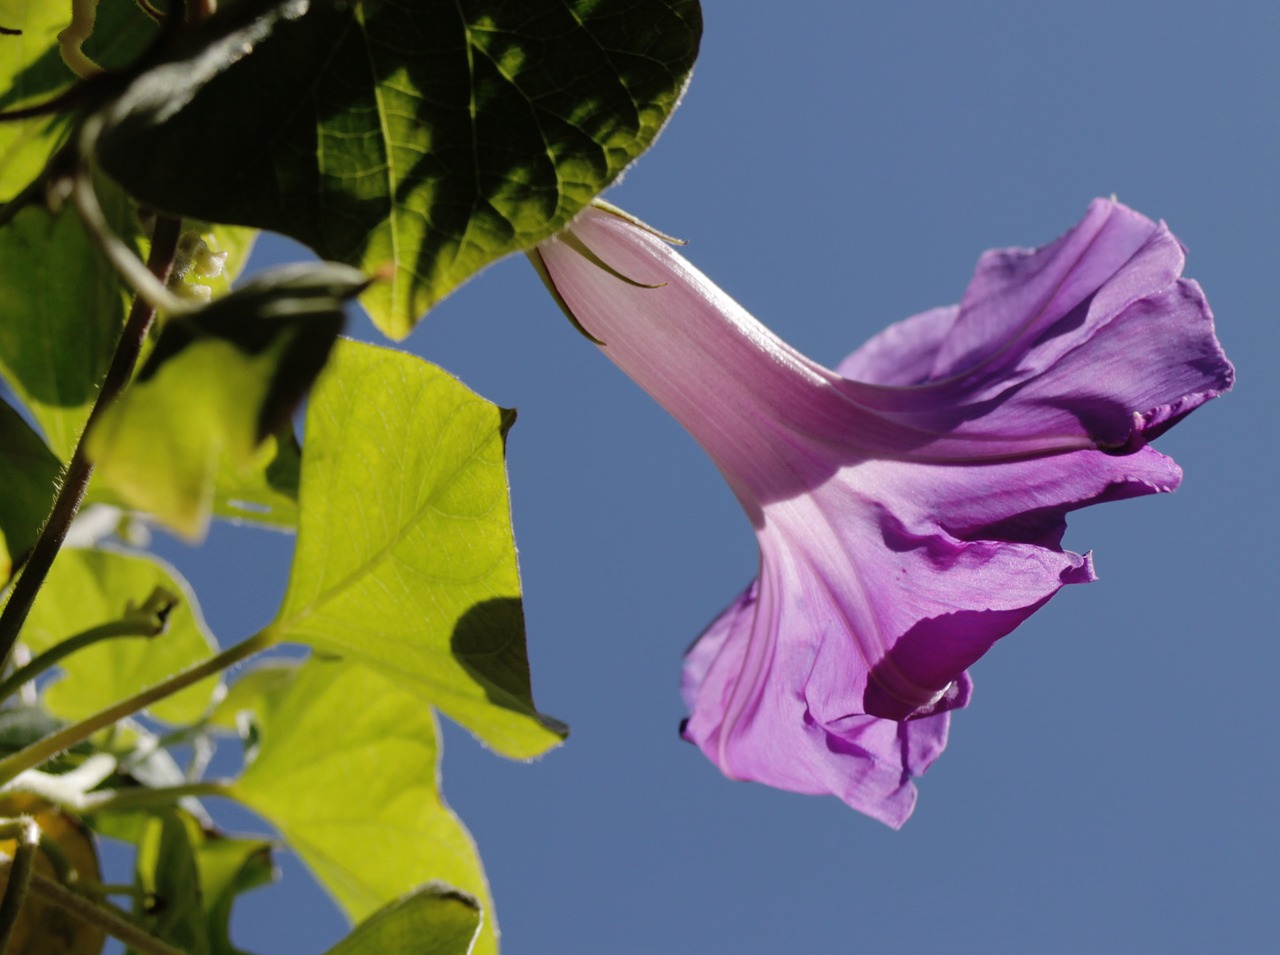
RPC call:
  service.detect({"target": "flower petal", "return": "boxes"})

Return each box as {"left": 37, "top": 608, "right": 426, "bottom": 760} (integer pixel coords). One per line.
{"left": 538, "top": 199, "right": 1232, "bottom": 826}
{"left": 680, "top": 577, "right": 954, "bottom": 828}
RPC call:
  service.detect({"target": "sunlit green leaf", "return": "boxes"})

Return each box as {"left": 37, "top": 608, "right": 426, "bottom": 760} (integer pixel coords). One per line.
{"left": 271, "top": 340, "right": 564, "bottom": 759}
{"left": 0, "top": 396, "right": 60, "bottom": 581}
{"left": 230, "top": 657, "right": 498, "bottom": 955}
{"left": 96, "top": 0, "right": 704, "bottom": 337}
{"left": 85, "top": 262, "right": 360, "bottom": 538}
{"left": 197, "top": 830, "right": 276, "bottom": 955}
{"left": 206, "top": 425, "right": 301, "bottom": 529}
{"left": 323, "top": 885, "right": 481, "bottom": 955}
{"left": 0, "top": 178, "right": 141, "bottom": 460}
{"left": 207, "top": 658, "right": 300, "bottom": 733}
{"left": 0, "top": 0, "right": 157, "bottom": 199}
{"left": 0, "top": 0, "right": 76, "bottom": 201}
{"left": 136, "top": 811, "right": 211, "bottom": 955}
{"left": 23, "top": 547, "right": 219, "bottom": 724}
{"left": 135, "top": 812, "right": 276, "bottom": 955}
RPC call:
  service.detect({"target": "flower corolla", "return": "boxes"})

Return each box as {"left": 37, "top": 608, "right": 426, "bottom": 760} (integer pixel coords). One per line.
{"left": 533, "top": 200, "right": 1232, "bottom": 827}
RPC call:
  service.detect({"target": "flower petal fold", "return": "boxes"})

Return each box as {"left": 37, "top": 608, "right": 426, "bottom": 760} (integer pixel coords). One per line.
{"left": 535, "top": 199, "right": 1232, "bottom": 825}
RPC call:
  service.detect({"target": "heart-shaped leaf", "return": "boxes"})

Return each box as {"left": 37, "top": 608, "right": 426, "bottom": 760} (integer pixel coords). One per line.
{"left": 270, "top": 340, "right": 564, "bottom": 758}
{"left": 86, "top": 262, "right": 363, "bottom": 538}
{"left": 23, "top": 547, "right": 220, "bottom": 725}
{"left": 230, "top": 657, "right": 498, "bottom": 954}
{"left": 96, "top": 0, "right": 703, "bottom": 337}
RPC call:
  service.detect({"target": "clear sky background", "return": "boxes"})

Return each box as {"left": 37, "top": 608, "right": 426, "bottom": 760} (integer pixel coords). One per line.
{"left": 145, "top": 2, "right": 1277, "bottom": 952}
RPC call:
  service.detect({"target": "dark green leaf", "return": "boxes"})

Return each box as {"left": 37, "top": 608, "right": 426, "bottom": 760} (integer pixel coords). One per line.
{"left": 131, "top": 811, "right": 275, "bottom": 955}
{"left": 96, "top": 0, "right": 703, "bottom": 337}
{"left": 85, "top": 262, "right": 362, "bottom": 538}
{"left": 271, "top": 340, "right": 565, "bottom": 759}
{"left": 0, "top": 179, "right": 141, "bottom": 460}
{"left": 0, "top": 396, "right": 60, "bottom": 581}
{"left": 134, "top": 812, "right": 211, "bottom": 955}
{"left": 0, "top": 0, "right": 158, "bottom": 199}
{"left": 322, "top": 885, "right": 481, "bottom": 955}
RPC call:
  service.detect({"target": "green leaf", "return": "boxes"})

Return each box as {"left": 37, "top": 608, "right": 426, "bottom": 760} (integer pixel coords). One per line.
{"left": 205, "top": 424, "right": 302, "bottom": 529}
{"left": 85, "top": 262, "right": 360, "bottom": 538}
{"left": 0, "top": 0, "right": 76, "bottom": 200}
{"left": 135, "top": 811, "right": 211, "bottom": 955}
{"left": 271, "top": 339, "right": 564, "bottom": 759}
{"left": 132, "top": 811, "right": 275, "bottom": 955}
{"left": 191, "top": 825, "right": 277, "bottom": 955}
{"left": 230, "top": 657, "right": 498, "bottom": 955}
{"left": 207, "top": 658, "right": 300, "bottom": 733}
{"left": 323, "top": 885, "right": 481, "bottom": 955}
{"left": 0, "top": 178, "right": 141, "bottom": 460}
{"left": 0, "top": 396, "right": 60, "bottom": 581}
{"left": 96, "top": 0, "right": 704, "bottom": 337}
{"left": 0, "top": 0, "right": 157, "bottom": 199}
{"left": 22, "top": 547, "right": 220, "bottom": 724}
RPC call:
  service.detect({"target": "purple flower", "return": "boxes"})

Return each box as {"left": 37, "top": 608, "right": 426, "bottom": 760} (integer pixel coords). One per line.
{"left": 533, "top": 200, "right": 1232, "bottom": 827}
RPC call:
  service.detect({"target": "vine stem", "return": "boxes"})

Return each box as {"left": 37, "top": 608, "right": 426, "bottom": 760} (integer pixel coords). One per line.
{"left": 0, "top": 629, "right": 276, "bottom": 788}
{"left": 80, "top": 779, "right": 232, "bottom": 814}
{"left": 0, "top": 213, "right": 183, "bottom": 672}
{"left": 0, "top": 589, "right": 175, "bottom": 703}
{"left": 0, "top": 862, "right": 188, "bottom": 955}
{"left": 0, "top": 816, "right": 38, "bottom": 952}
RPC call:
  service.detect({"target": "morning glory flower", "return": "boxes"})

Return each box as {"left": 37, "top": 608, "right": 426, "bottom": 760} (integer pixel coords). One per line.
{"left": 532, "top": 199, "right": 1232, "bottom": 827}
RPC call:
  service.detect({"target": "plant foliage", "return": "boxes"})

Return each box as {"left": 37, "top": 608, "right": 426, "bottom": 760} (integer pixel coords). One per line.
{"left": 0, "top": 0, "right": 701, "bottom": 951}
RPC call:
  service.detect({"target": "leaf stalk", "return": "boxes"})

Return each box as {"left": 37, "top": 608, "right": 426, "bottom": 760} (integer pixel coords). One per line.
{"left": 0, "top": 628, "right": 276, "bottom": 787}
{"left": 0, "top": 586, "right": 177, "bottom": 702}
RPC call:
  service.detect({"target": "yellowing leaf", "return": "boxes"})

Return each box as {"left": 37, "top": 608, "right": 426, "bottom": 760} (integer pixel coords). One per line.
{"left": 0, "top": 793, "right": 106, "bottom": 955}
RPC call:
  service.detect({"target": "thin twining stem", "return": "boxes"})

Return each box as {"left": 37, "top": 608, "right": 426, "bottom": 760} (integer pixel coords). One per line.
{"left": 69, "top": 142, "right": 186, "bottom": 314}
{"left": 80, "top": 779, "right": 232, "bottom": 814}
{"left": 0, "top": 213, "right": 183, "bottom": 672}
{"left": 0, "top": 629, "right": 275, "bottom": 787}
{"left": 0, "top": 860, "right": 187, "bottom": 955}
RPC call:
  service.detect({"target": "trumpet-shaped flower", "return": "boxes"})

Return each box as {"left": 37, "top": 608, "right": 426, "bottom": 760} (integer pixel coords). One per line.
{"left": 532, "top": 200, "right": 1232, "bottom": 827}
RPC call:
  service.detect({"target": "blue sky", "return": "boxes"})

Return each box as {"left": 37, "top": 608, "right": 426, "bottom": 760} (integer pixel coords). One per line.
{"left": 151, "top": 2, "right": 1278, "bottom": 951}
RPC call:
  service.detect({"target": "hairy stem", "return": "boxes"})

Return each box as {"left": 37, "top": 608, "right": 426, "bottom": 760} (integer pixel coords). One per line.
{"left": 0, "top": 214, "right": 183, "bottom": 671}
{"left": 0, "top": 629, "right": 275, "bottom": 787}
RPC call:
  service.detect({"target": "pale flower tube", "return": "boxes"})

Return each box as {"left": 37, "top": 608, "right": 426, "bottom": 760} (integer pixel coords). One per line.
{"left": 533, "top": 200, "right": 1232, "bottom": 826}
